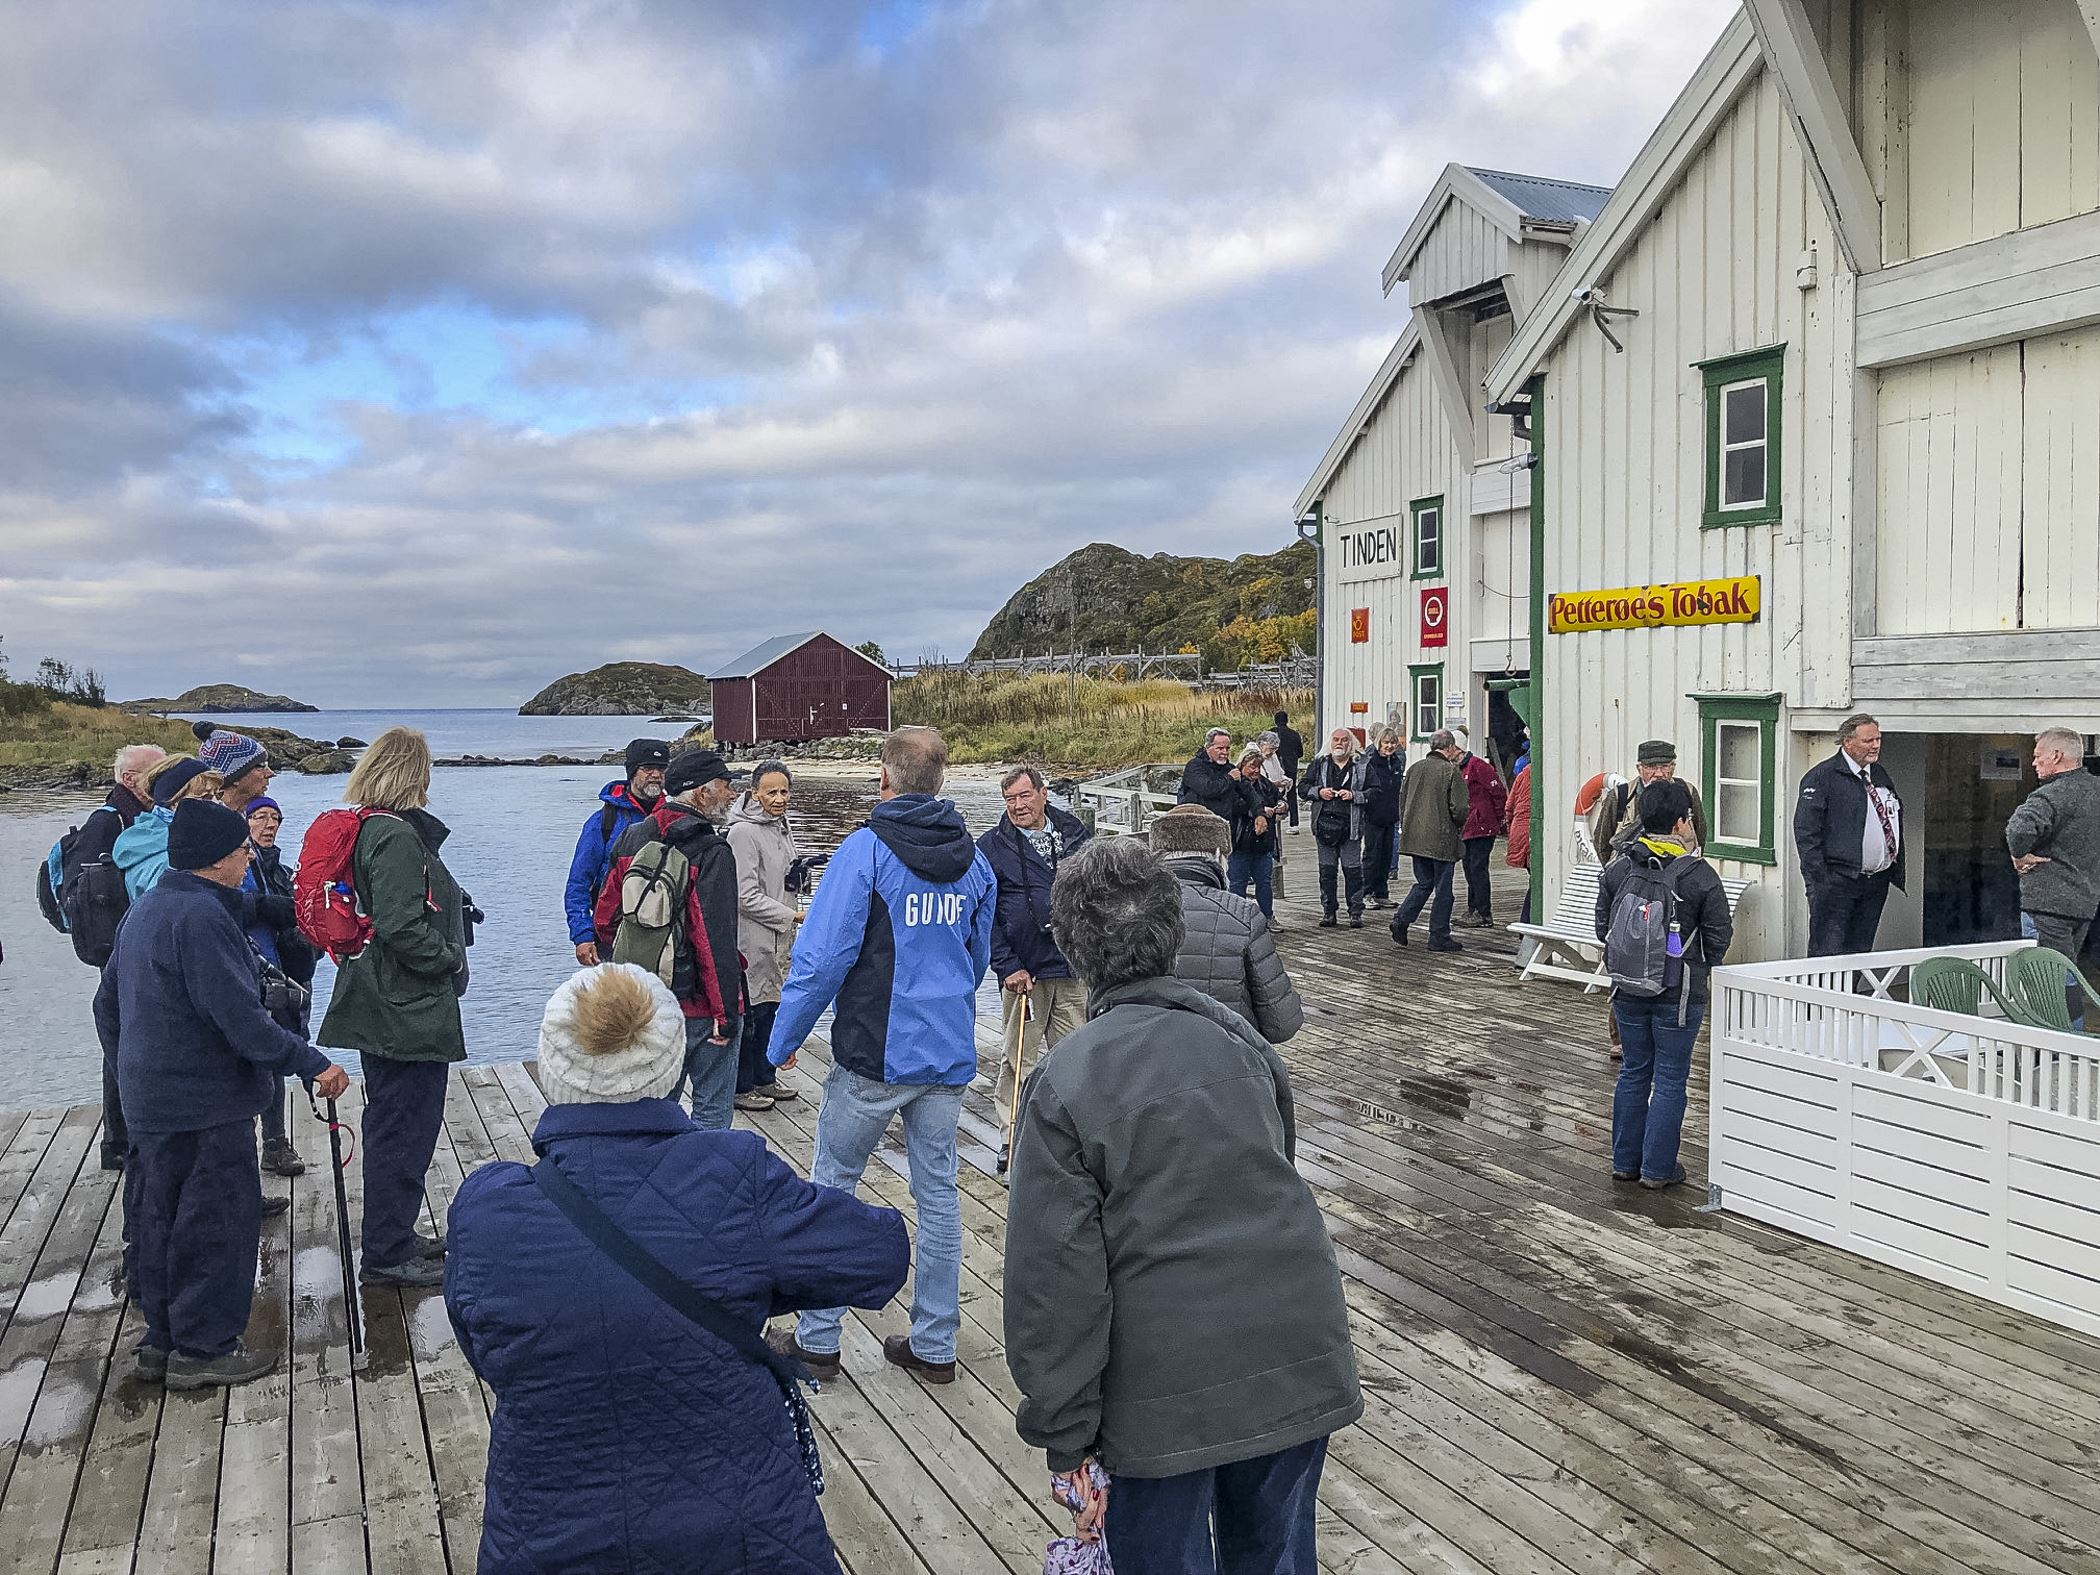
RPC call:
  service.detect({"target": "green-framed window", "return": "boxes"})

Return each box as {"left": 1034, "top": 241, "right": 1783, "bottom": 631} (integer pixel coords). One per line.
{"left": 1409, "top": 663, "right": 1444, "bottom": 742}
{"left": 1696, "top": 692, "right": 1781, "bottom": 864}
{"left": 1410, "top": 495, "right": 1444, "bottom": 578}
{"left": 1699, "top": 346, "right": 1783, "bottom": 528}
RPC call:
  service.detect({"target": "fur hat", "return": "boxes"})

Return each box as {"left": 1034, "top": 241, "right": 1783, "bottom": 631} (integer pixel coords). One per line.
{"left": 537, "top": 964, "right": 688, "bottom": 1107}
{"left": 1148, "top": 803, "right": 1231, "bottom": 859}
{"left": 168, "top": 799, "right": 251, "bottom": 871}
{"left": 192, "top": 721, "right": 269, "bottom": 784}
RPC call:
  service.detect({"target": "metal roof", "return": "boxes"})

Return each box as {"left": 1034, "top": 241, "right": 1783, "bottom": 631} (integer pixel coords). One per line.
{"left": 709, "top": 631, "right": 822, "bottom": 680}
{"left": 1464, "top": 168, "right": 1613, "bottom": 227}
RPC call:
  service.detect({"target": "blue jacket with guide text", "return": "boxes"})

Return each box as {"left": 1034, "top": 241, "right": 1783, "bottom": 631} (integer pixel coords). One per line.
{"left": 768, "top": 795, "right": 995, "bottom": 1086}
{"left": 564, "top": 781, "right": 651, "bottom": 945}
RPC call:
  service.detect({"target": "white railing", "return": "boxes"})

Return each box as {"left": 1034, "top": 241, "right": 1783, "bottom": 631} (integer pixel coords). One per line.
{"left": 1709, "top": 939, "right": 2100, "bottom": 1338}
{"left": 1071, "top": 766, "right": 1180, "bottom": 838}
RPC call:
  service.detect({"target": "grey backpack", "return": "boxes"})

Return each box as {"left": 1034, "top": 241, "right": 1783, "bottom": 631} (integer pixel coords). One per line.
{"left": 1605, "top": 859, "right": 1690, "bottom": 1006}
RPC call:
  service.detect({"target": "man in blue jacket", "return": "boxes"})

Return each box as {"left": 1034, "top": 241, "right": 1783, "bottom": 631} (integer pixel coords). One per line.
{"left": 978, "top": 765, "right": 1091, "bottom": 1175}
{"left": 93, "top": 800, "right": 350, "bottom": 1390}
{"left": 767, "top": 725, "right": 995, "bottom": 1386}
{"left": 565, "top": 738, "right": 669, "bottom": 966}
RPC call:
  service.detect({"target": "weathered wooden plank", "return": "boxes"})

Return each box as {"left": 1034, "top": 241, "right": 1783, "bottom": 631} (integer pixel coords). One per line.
{"left": 133, "top": 1388, "right": 225, "bottom": 1575}
{"left": 286, "top": 1081, "right": 363, "bottom": 1548}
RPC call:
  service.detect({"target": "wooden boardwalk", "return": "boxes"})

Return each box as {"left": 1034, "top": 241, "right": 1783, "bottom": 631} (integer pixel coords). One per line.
{"left": 3, "top": 860, "right": 2099, "bottom": 1572}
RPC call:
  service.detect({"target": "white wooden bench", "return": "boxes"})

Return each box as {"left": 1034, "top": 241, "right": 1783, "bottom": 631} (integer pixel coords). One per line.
{"left": 1510, "top": 860, "right": 1754, "bottom": 990}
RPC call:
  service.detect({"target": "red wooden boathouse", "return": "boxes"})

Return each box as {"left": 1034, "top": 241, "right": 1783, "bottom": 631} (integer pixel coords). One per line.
{"left": 708, "top": 631, "right": 893, "bottom": 746}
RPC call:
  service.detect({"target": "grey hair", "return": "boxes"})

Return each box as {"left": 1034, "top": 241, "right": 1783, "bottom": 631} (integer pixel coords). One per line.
{"left": 112, "top": 743, "right": 166, "bottom": 783}
{"left": 1428, "top": 728, "right": 1456, "bottom": 752}
{"left": 1257, "top": 731, "right": 1279, "bottom": 748}
{"left": 1837, "top": 713, "right": 1878, "bottom": 742}
{"left": 882, "top": 726, "right": 947, "bottom": 796}
{"left": 1049, "top": 836, "right": 1185, "bottom": 993}
{"left": 1000, "top": 764, "right": 1046, "bottom": 794}
{"left": 751, "top": 759, "right": 793, "bottom": 789}
{"left": 1204, "top": 728, "right": 1232, "bottom": 747}
{"left": 1376, "top": 727, "right": 1401, "bottom": 747}
{"left": 2036, "top": 727, "right": 2086, "bottom": 763}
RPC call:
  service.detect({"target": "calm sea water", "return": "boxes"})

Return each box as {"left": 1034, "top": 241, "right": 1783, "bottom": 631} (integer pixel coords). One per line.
{"left": 168, "top": 708, "right": 696, "bottom": 762}
{"left": 1, "top": 719, "right": 1013, "bottom": 1110}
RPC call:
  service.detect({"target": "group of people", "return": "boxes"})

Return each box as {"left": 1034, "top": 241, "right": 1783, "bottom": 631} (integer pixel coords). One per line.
{"left": 1175, "top": 709, "right": 1521, "bottom": 949}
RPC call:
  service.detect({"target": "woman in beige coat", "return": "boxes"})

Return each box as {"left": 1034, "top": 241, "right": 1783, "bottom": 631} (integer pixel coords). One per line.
{"left": 724, "top": 761, "right": 803, "bottom": 1112}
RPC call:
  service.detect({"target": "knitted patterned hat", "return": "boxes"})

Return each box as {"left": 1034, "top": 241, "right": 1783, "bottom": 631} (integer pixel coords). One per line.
{"left": 537, "top": 964, "right": 687, "bottom": 1107}
{"left": 191, "top": 721, "right": 269, "bottom": 784}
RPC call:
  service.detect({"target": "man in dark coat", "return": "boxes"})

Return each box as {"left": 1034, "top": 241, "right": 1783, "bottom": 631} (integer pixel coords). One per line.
{"left": 2007, "top": 726, "right": 2100, "bottom": 1021}
{"left": 978, "top": 765, "right": 1092, "bottom": 1173}
{"left": 1390, "top": 730, "right": 1471, "bottom": 952}
{"left": 1273, "top": 710, "right": 1305, "bottom": 829}
{"left": 1794, "top": 714, "right": 1905, "bottom": 957}
{"left": 1360, "top": 730, "right": 1404, "bottom": 907}
{"left": 68, "top": 742, "right": 165, "bottom": 1170}
{"left": 93, "top": 800, "right": 349, "bottom": 1389}
{"left": 1297, "top": 728, "right": 1370, "bottom": 927}
{"left": 1177, "top": 729, "right": 1244, "bottom": 826}
{"left": 595, "top": 750, "right": 743, "bottom": 1130}
{"left": 239, "top": 795, "right": 316, "bottom": 1179}
{"left": 565, "top": 737, "right": 668, "bottom": 966}
{"left": 1006, "top": 836, "right": 1360, "bottom": 1568}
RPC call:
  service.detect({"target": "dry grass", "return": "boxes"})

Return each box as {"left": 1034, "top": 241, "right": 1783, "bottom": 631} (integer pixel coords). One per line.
{"left": 0, "top": 702, "right": 197, "bottom": 768}
{"left": 893, "top": 673, "right": 1311, "bottom": 769}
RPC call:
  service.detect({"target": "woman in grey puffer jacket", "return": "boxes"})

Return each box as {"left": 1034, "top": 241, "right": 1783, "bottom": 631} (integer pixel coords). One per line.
{"left": 1147, "top": 806, "right": 1304, "bottom": 1043}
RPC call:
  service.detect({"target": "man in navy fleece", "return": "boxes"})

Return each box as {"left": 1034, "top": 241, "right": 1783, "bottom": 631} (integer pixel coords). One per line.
{"left": 95, "top": 799, "right": 350, "bottom": 1390}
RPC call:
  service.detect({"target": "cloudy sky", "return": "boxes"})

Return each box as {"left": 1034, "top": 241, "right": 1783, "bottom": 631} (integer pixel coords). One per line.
{"left": 0, "top": 0, "right": 1735, "bottom": 706}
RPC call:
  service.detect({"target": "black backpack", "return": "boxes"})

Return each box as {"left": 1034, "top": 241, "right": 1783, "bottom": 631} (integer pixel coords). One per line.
{"left": 62, "top": 855, "right": 131, "bottom": 968}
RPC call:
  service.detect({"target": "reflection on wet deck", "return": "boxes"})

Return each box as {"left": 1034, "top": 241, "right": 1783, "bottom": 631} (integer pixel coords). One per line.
{"left": 1, "top": 864, "right": 2098, "bottom": 1572}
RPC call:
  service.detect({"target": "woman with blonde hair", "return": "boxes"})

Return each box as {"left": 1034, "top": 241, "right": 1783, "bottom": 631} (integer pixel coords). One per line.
{"left": 113, "top": 757, "right": 227, "bottom": 901}
{"left": 319, "top": 727, "right": 468, "bottom": 1287}
{"left": 445, "top": 964, "right": 907, "bottom": 1573}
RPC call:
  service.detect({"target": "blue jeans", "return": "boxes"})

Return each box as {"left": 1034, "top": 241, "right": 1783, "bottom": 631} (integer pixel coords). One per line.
{"left": 1227, "top": 851, "right": 1275, "bottom": 918}
{"left": 1611, "top": 996, "right": 1703, "bottom": 1180}
{"left": 1391, "top": 856, "right": 1455, "bottom": 943}
{"left": 797, "top": 1064, "right": 964, "bottom": 1362}
{"left": 678, "top": 1013, "right": 742, "bottom": 1131}
{"left": 1106, "top": 1436, "right": 1329, "bottom": 1575}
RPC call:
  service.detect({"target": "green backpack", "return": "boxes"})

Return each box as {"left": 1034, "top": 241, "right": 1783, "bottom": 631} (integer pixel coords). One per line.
{"left": 611, "top": 838, "right": 691, "bottom": 988}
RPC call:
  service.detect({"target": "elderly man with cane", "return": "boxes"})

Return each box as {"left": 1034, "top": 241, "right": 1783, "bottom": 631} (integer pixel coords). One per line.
{"left": 94, "top": 799, "right": 350, "bottom": 1388}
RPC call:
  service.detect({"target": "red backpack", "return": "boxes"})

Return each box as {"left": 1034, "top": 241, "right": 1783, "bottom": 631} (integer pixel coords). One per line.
{"left": 294, "top": 808, "right": 394, "bottom": 962}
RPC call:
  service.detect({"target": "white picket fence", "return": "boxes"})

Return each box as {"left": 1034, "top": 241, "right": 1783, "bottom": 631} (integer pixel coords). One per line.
{"left": 1711, "top": 940, "right": 2100, "bottom": 1338}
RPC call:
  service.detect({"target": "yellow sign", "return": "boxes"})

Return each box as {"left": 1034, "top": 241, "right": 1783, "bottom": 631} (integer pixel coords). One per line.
{"left": 1548, "top": 575, "right": 1760, "bottom": 635}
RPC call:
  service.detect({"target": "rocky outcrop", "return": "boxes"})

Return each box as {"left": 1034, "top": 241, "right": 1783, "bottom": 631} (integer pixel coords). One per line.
{"left": 519, "top": 662, "right": 712, "bottom": 716}
{"left": 121, "top": 684, "right": 318, "bottom": 714}
{"left": 292, "top": 749, "right": 355, "bottom": 774}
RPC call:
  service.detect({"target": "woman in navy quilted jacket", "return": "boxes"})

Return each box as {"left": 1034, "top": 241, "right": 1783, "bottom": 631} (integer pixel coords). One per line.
{"left": 445, "top": 964, "right": 909, "bottom": 1573}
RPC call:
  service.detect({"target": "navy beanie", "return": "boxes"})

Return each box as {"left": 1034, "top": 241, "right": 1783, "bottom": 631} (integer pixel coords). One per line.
{"left": 168, "top": 799, "right": 253, "bottom": 871}
{"left": 150, "top": 757, "right": 210, "bottom": 805}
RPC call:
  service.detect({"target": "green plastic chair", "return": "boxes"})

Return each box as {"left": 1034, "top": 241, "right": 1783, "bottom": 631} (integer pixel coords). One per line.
{"left": 1912, "top": 956, "right": 2032, "bottom": 1024}
{"left": 2005, "top": 946, "right": 2100, "bottom": 1033}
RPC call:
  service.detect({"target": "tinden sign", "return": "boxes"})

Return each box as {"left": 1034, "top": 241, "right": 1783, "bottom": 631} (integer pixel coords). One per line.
{"left": 1547, "top": 575, "right": 1760, "bottom": 635}
{"left": 1336, "top": 521, "right": 1404, "bottom": 582}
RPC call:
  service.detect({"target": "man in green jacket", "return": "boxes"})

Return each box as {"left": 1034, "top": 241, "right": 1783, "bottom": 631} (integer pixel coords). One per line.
{"left": 1389, "top": 729, "right": 1472, "bottom": 953}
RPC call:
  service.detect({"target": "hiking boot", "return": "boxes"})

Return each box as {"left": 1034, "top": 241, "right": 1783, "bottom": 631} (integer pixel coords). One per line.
{"left": 364, "top": 1256, "right": 445, "bottom": 1288}
{"left": 1640, "top": 1166, "right": 1689, "bottom": 1191}
{"left": 1611, "top": 1170, "right": 1639, "bottom": 1184}
{"left": 1318, "top": 914, "right": 1337, "bottom": 928}
{"left": 763, "top": 1084, "right": 800, "bottom": 1103}
{"left": 166, "top": 1342, "right": 278, "bottom": 1391}
{"left": 767, "top": 1328, "right": 840, "bottom": 1382}
{"left": 1427, "top": 938, "right": 1466, "bottom": 954}
{"left": 132, "top": 1345, "right": 169, "bottom": 1383}
{"left": 1389, "top": 922, "right": 1409, "bottom": 947}
{"left": 261, "top": 1138, "right": 306, "bottom": 1177}
{"left": 733, "top": 1090, "right": 777, "bottom": 1112}
{"left": 413, "top": 1231, "right": 447, "bottom": 1260}
{"left": 1349, "top": 915, "right": 1363, "bottom": 929}
{"left": 99, "top": 1146, "right": 127, "bottom": 1174}
{"left": 882, "top": 1335, "right": 955, "bottom": 1385}
{"left": 995, "top": 1144, "right": 1010, "bottom": 1177}
{"left": 260, "top": 1195, "right": 290, "bottom": 1220}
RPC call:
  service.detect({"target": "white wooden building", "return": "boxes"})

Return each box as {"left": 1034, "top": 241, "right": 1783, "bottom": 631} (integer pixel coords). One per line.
{"left": 1295, "top": 164, "right": 1610, "bottom": 769}
{"left": 1303, "top": 0, "right": 2100, "bottom": 961}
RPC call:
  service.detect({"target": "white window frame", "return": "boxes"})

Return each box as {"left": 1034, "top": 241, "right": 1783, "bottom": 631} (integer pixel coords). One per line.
{"left": 1716, "top": 376, "right": 1769, "bottom": 512}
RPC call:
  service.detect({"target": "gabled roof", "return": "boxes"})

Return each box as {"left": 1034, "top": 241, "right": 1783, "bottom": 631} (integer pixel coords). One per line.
{"left": 1381, "top": 162, "right": 1612, "bottom": 297}
{"left": 1293, "top": 323, "right": 1421, "bottom": 518}
{"left": 1486, "top": 12, "right": 1761, "bottom": 402}
{"left": 709, "top": 631, "right": 892, "bottom": 681}
{"left": 1466, "top": 169, "right": 1613, "bottom": 227}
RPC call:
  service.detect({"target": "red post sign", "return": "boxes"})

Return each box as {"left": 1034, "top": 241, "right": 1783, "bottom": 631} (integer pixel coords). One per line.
{"left": 1349, "top": 607, "right": 1370, "bottom": 644}
{"left": 1419, "top": 586, "right": 1448, "bottom": 648}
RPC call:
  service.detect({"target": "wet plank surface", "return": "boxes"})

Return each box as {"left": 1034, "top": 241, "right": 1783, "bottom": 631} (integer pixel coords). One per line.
{"left": 1, "top": 856, "right": 2097, "bottom": 1572}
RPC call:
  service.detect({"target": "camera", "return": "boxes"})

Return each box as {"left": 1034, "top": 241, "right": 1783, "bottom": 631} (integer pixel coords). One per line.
{"left": 460, "top": 892, "right": 486, "bottom": 948}
{"left": 259, "top": 959, "right": 311, "bottom": 1021}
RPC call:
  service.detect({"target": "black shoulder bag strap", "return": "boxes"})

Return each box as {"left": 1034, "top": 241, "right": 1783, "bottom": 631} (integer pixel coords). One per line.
{"left": 530, "top": 1156, "right": 826, "bottom": 1491}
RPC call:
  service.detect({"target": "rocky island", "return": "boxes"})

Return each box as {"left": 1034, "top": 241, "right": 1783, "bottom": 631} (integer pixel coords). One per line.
{"left": 519, "top": 662, "right": 712, "bottom": 716}
{"left": 121, "top": 683, "right": 319, "bottom": 714}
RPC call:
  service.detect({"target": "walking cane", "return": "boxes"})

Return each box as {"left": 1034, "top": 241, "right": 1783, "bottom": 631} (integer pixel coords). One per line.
{"left": 1002, "top": 989, "right": 1032, "bottom": 1180}
{"left": 324, "top": 1096, "right": 369, "bottom": 1373}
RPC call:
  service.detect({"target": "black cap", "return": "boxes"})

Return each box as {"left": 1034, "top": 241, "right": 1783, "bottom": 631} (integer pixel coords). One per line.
{"left": 168, "top": 799, "right": 251, "bottom": 871}
{"left": 625, "top": 738, "right": 671, "bottom": 777}
{"left": 150, "top": 757, "right": 210, "bottom": 805}
{"left": 664, "top": 749, "right": 731, "bottom": 796}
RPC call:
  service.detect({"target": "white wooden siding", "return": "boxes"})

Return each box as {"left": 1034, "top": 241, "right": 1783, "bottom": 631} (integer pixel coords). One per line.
{"left": 1472, "top": 511, "right": 1528, "bottom": 675}
{"left": 1875, "top": 321, "right": 2100, "bottom": 634}
{"left": 1471, "top": 310, "right": 1520, "bottom": 464}
{"left": 1532, "top": 67, "right": 1851, "bottom": 961}
{"left": 1856, "top": 0, "right": 2100, "bottom": 262}
{"left": 1856, "top": 209, "right": 2100, "bottom": 367}
{"left": 1408, "top": 202, "right": 1515, "bottom": 308}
